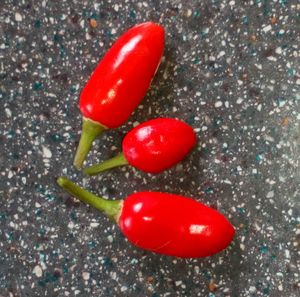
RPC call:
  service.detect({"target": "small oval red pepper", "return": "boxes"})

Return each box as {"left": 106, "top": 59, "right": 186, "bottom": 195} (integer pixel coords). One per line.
{"left": 74, "top": 22, "right": 165, "bottom": 169}
{"left": 84, "top": 118, "right": 197, "bottom": 175}
{"left": 57, "top": 177, "right": 235, "bottom": 258}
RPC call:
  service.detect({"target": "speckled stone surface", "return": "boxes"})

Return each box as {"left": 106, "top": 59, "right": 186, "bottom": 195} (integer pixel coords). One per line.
{"left": 1, "top": 0, "right": 299, "bottom": 296}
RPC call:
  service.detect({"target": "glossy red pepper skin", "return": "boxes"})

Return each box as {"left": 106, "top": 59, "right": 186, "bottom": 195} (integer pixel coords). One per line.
{"left": 122, "top": 118, "right": 197, "bottom": 173}
{"left": 80, "top": 22, "right": 165, "bottom": 128}
{"left": 57, "top": 177, "right": 235, "bottom": 258}
{"left": 119, "top": 192, "right": 235, "bottom": 258}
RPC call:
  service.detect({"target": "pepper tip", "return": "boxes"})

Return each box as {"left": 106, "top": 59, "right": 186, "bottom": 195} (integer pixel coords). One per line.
{"left": 57, "top": 176, "right": 66, "bottom": 187}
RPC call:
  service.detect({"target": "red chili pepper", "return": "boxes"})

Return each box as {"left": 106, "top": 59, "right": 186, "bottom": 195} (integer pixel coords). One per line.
{"left": 74, "top": 22, "right": 165, "bottom": 169}
{"left": 84, "top": 118, "right": 197, "bottom": 175}
{"left": 57, "top": 177, "right": 235, "bottom": 258}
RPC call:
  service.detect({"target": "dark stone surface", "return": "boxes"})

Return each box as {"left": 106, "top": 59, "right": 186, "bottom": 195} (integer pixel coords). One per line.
{"left": 0, "top": 0, "right": 299, "bottom": 296}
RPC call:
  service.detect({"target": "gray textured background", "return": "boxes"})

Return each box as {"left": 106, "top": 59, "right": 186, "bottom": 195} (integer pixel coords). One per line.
{"left": 0, "top": 0, "right": 299, "bottom": 296}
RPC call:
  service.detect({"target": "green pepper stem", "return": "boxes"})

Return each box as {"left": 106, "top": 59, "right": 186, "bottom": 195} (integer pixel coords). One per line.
{"left": 57, "top": 177, "right": 122, "bottom": 222}
{"left": 84, "top": 153, "right": 128, "bottom": 176}
{"left": 73, "top": 118, "right": 106, "bottom": 169}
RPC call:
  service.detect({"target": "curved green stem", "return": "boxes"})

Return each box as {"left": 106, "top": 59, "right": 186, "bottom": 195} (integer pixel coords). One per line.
{"left": 84, "top": 153, "right": 128, "bottom": 176}
{"left": 57, "top": 177, "right": 122, "bottom": 222}
{"left": 73, "top": 118, "right": 106, "bottom": 169}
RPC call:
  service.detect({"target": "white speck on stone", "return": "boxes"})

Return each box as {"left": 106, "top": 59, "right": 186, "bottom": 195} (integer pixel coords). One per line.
{"left": 240, "top": 243, "right": 245, "bottom": 251}
{"left": 186, "top": 9, "right": 192, "bottom": 17}
{"left": 90, "top": 222, "right": 99, "bottom": 228}
{"left": 42, "top": 146, "right": 52, "bottom": 158}
{"left": 9, "top": 222, "right": 16, "bottom": 229}
{"left": 215, "top": 101, "right": 223, "bottom": 108}
{"left": 85, "top": 32, "right": 91, "bottom": 40}
{"left": 249, "top": 286, "right": 256, "bottom": 293}
{"left": 68, "top": 221, "right": 74, "bottom": 229}
{"left": 5, "top": 108, "right": 12, "bottom": 117}
{"left": 266, "top": 191, "right": 274, "bottom": 198}
{"left": 33, "top": 265, "right": 43, "bottom": 277}
{"left": 114, "top": 4, "right": 119, "bottom": 11}
{"left": 285, "top": 249, "right": 290, "bottom": 259}
{"left": 223, "top": 179, "right": 232, "bottom": 185}
{"left": 262, "top": 25, "right": 272, "bottom": 33}
{"left": 278, "top": 284, "right": 283, "bottom": 291}
{"left": 267, "top": 56, "right": 277, "bottom": 61}
{"left": 120, "top": 286, "right": 127, "bottom": 292}
{"left": 236, "top": 97, "right": 243, "bottom": 104}
{"left": 265, "top": 135, "right": 274, "bottom": 142}
{"left": 266, "top": 178, "right": 275, "bottom": 185}
{"left": 257, "top": 104, "right": 262, "bottom": 111}
{"left": 255, "top": 64, "right": 262, "bottom": 70}
{"left": 15, "top": 12, "right": 22, "bottom": 22}
{"left": 217, "top": 51, "right": 225, "bottom": 58}
{"left": 229, "top": 0, "right": 235, "bottom": 5}
{"left": 175, "top": 280, "right": 182, "bottom": 286}
{"left": 107, "top": 235, "right": 113, "bottom": 243}
{"left": 275, "top": 47, "right": 282, "bottom": 54}
{"left": 111, "top": 28, "right": 116, "bottom": 34}
{"left": 215, "top": 158, "right": 221, "bottom": 164}
{"left": 82, "top": 272, "right": 90, "bottom": 280}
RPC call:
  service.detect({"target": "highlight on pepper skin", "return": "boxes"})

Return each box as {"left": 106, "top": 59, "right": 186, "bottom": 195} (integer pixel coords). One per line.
{"left": 84, "top": 117, "right": 197, "bottom": 175}
{"left": 57, "top": 177, "right": 235, "bottom": 258}
{"left": 73, "top": 22, "right": 165, "bottom": 169}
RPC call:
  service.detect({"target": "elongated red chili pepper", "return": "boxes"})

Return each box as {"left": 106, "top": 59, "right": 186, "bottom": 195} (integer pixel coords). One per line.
{"left": 57, "top": 177, "right": 235, "bottom": 258}
{"left": 74, "top": 22, "right": 165, "bottom": 169}
{"left": 84, "top": 118, "right": 197, "bottom": 175}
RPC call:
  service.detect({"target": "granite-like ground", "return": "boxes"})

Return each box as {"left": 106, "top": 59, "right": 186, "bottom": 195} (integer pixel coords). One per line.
{"left": 0, "top": 0, "right": 299, "bottom": 296}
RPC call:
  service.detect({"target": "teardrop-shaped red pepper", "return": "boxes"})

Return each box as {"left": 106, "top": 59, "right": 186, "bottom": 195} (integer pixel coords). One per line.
{"left": 57, "top": 177, "right": 235, "bottom": 258}
{"left": 84, "top": 118, "right": 197, "bottom": 175}
{"left": 74, "top": 22, "right": 165, "bottom": 169}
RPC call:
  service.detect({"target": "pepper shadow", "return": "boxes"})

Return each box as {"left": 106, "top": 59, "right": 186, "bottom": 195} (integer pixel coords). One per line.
{"left": 111, "top": 231, "right": 246, "bottom": 296}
